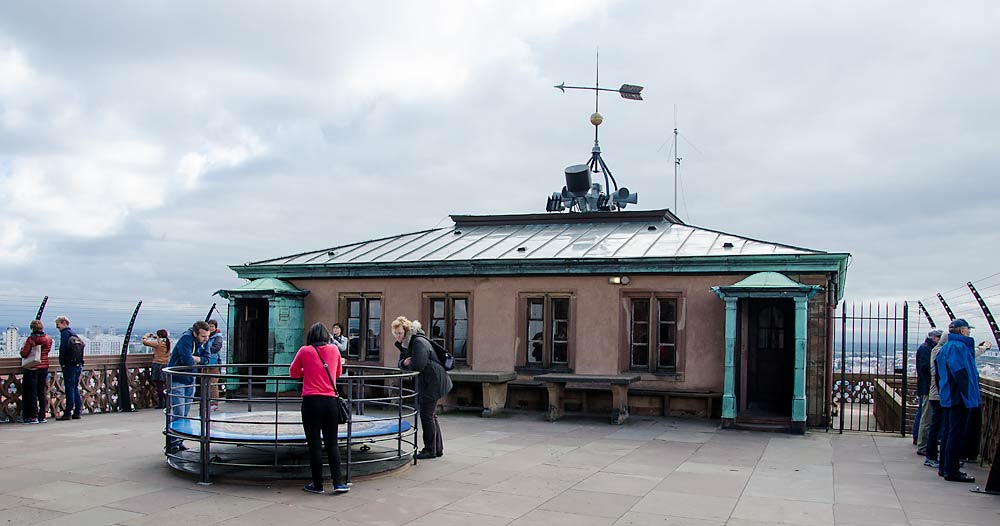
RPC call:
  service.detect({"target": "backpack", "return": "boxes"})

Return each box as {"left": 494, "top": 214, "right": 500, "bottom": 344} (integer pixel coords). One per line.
{"left": 66, "top": 334, "right": 85, "bottom": 365}
{"left": 416, "top": 334, "right": 454, "bottom": 371}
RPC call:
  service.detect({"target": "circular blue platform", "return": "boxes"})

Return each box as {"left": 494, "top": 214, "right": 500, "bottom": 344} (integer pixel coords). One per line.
{"left": 169, "top": 411, "right": 412, "bottom": 442}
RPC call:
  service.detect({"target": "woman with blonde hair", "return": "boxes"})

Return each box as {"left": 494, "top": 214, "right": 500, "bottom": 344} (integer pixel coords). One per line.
{"left": 393, "top": 315, "right": 452, "bottom": 459}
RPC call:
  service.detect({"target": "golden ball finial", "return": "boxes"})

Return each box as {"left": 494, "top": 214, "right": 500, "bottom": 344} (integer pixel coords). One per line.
{"left": 590, "top": 112, "right": 603, "bottom": 126}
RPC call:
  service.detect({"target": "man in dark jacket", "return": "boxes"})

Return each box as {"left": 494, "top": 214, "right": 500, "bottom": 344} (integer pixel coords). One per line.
{"left": 934, "top": 319, "right": 980, "bottom": 482}
{"left": 166, "top": 321, "right": 210, "bottom": 453}
{"left": 914, "top": 329, "right": 942, "bottom": 453}
{"left": 54, "top": 316, "right": 85, "bottom": 420}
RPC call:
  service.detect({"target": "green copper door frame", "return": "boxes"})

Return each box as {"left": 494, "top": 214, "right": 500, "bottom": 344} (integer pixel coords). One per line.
{"left": 712, "top": 278, "right": 821, "bottom": 434}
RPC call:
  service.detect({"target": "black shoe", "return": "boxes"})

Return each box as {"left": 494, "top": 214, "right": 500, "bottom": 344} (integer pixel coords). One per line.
{"left": 436, "top": 450, "right": 444, "bottom": 457}
{"left": 944, "top": 473, "right": 975, "bottom": 483}
{"left": 56, "top": 414, "right": 71, "bottom": 421}
{"left": 71, "top": 414, "right": 81, "bottom": 420}
{"left": 415, "top": 450, "right": 436, "bottom": 460}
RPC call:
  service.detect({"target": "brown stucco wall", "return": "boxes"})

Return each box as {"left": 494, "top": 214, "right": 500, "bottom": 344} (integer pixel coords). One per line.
{"left": 289, "top": 271, "right": 833, "bottom": 422}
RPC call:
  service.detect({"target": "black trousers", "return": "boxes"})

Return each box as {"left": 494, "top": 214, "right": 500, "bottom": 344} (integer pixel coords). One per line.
{"left": 418, "top": 398, "right": 443, "bottom": 455}
{"left": 21, "top": 368, "right": 49, "bottom": 421}
{"left": 301, "top": 396, "right": 341, "bottom": 488}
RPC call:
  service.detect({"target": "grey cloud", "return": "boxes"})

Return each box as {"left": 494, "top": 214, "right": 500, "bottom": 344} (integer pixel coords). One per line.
{"left": 1, "top": 0, "right": 998, "bottom": 326}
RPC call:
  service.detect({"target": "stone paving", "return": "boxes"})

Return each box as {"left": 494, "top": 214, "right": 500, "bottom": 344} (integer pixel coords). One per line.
{"left": 1, "top": 409, "right": 999, "bottom": 526}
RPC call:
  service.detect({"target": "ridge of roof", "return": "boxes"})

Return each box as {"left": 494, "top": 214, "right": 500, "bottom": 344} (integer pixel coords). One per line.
{"left": 450, "top": 208, "right": 684, "bottom": 226}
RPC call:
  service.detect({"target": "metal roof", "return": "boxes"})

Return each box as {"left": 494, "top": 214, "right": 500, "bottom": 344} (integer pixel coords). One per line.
{"left": 247, "top": 209, "right": 826, "bottom": 267}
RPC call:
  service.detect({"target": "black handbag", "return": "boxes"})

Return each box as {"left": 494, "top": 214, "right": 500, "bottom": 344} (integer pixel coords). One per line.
{"left": 312, "top": 346, "right": 350, "bottom": 422}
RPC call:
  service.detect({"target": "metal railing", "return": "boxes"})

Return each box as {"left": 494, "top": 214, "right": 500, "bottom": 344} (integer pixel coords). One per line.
{"left": 0, "top": 354, "right": 157, "bottom": 422}
{"left": 162, "top": 363, "right": 419, "bottom": 485}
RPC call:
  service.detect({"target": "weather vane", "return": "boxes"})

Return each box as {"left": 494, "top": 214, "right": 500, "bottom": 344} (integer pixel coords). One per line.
{"left": 547, "top": 51, "right": 644, "bottom": 213}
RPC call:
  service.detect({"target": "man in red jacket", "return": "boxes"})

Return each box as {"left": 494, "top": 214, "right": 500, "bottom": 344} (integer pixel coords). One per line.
{"left": 20, "top": 320, "right": 54, "bottom": 424}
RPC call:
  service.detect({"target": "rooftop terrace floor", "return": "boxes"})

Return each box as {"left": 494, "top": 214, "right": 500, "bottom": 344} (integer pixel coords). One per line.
{"left": 1, "top": 410, "right": 998, "bottom": 526}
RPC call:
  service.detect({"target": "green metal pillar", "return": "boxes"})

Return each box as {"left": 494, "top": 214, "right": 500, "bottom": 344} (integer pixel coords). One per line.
{"left": 267, "top": 295, "right": 305, "bottom": 393}
{"left": 224, "top": 302, "right": 239, "bottom": 392}
{"left": 722, "top": 297, "right": 738, "bottom": 423}
{"left": 792, "top": 296, "right": 808, "bottom": 432}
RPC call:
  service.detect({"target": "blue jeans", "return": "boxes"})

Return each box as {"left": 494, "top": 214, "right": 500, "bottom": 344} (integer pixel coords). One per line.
{"left": 63, "top": 365, "right": 83, "bottom": 416}
{"left": 168, "top": 381, "right": 195, "bottom": 447}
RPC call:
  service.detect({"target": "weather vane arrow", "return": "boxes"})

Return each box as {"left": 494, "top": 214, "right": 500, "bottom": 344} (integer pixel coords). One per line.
{"left": 554, "top": 82, "right": 643, "bottom": 101}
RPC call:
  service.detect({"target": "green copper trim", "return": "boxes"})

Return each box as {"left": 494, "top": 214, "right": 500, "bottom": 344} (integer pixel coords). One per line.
{"left": 232, "top": 253, "right": 848, "bottom": 299}
{"left": 792, "top": 296, "right": 808, "bottom": 422}
{"left": 722, "top": 298, "right": 738, "bottom": 419}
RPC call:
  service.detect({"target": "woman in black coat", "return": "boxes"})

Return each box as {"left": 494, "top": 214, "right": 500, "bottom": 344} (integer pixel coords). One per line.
{"left": 393, "top": 316, "right": 452, "bottom": 459}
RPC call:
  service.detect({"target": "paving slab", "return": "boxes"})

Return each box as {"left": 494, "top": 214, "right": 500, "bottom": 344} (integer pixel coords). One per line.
{"left": 1, "top": 409, "right": 999, "bottom": 526}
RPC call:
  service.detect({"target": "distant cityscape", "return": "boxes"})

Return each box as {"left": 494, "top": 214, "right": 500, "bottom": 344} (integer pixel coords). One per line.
{"left": 1, "top": 323, "right": 228, "bottom": 362}
{"left": 834, "top": 344, "right": 1000, "bottom": 380}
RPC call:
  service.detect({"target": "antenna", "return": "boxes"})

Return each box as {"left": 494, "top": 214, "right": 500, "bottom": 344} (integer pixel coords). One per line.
{"left": 549, "top": 52, "right": 643, "bottom": 213}
{"left": 673, "top": 105, "right": 681, "bottom": 213}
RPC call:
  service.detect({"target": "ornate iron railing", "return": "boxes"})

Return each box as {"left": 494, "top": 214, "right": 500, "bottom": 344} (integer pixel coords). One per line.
{"left": 980, "top": 376, "right": 1000, "bottom": 466}
{"left": 0, "top": 354, "right": 158, "bottom": 422}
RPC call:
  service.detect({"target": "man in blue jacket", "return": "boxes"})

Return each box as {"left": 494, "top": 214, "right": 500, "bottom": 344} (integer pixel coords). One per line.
{"left": 934, "top": 319, "right": 980, "bottom": 482}
{"left": 166, "top": 321, "right": 210, "bottom": 453}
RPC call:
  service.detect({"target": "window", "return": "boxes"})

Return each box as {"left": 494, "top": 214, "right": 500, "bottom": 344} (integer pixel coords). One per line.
{"left": 756, "top": 306, "right": 785, "bottom": 351}
{"left": 343, "top": 295, "right": 382, "bottom": 361}
{"left": 523, "top": 295, "right": 572, "bottom": 369}
{"left": 629, "top": 296, "right": 678, "bottom": 372}
{"left": 427, "top": 295, "right": 469, "bottom": 364}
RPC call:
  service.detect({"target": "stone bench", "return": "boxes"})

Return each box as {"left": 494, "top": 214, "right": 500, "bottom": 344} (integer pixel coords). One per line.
{"left": 534, "top": 373, "right": 641, "bottom": 425}
{"left": 446, "top": 370, "right": 517, "bottom": 417}
{"left": 631, "top": 389, "right": 722, "bottom": 418}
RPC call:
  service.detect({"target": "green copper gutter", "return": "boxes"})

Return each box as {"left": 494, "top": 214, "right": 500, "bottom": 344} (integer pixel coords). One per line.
{"left": 231, "top": 253, "right": 849, "bottom": 301}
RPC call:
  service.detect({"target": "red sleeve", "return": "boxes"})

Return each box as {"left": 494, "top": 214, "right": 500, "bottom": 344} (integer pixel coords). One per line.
{"left": 20, "top": 336, "right": 33, "bottom": 358}
{"left": 289, "top": 347, "right": 305, "bottom": 378}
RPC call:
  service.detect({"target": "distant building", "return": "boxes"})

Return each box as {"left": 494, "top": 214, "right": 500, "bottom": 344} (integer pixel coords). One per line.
{"left": 3, "top": 325, "right": 19, "bottom": 359}
{"left": 88, "top": 334, "right": 124, "bottom": 354}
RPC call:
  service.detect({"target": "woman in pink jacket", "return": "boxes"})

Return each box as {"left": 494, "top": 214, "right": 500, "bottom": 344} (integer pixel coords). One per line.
{"left": 289, "top": 322, "right": 349, "bottom": 495}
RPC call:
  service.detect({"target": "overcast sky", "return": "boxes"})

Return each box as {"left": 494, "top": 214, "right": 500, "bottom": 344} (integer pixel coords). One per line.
{"left": 1, "top": 1, "right": 998, "bottom": 329}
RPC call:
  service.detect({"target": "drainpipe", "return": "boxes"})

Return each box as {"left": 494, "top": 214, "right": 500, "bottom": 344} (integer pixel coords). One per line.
{"left": 826, "top": 275, "right": 836, "bottom": 430}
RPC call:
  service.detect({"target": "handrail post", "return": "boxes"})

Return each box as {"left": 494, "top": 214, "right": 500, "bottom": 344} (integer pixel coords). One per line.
{"left": 900, "top": 302, "right": 908, "bottom": 437}
{"left": 198, "top": 370, "right": 212, "bottom": 485}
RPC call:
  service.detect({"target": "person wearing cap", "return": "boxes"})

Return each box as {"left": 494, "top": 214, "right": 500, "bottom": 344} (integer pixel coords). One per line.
{"left": 914, "top": 329, "right": 942, "bottom": 454}
{"left": 934, "top": 319, "right": 980, "bottom": 482}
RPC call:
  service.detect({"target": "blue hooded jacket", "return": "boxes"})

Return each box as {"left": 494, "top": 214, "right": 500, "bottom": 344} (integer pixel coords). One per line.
{"left": 168, "top": 329, "right": 207, "bottom": 384}
{"left": 934, "top": 333, "right": 981, "bottom": 408}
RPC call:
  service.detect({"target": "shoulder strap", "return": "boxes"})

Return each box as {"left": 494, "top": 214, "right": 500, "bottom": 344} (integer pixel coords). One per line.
{"left": 312, "top": 345, "right": 339, "bottom": 396}
{"left": 415, "top": 334, "right": 446, "bottom": 365}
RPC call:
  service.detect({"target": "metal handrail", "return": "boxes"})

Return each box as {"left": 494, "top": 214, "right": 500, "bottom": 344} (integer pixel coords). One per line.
{"left": 162, "top": 364, "right": 419, "bottom": 485}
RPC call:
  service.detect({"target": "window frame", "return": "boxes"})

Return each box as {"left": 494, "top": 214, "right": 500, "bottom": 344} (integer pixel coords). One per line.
{"left": 622, "top": 291, "right": 684, "bottom": 375}
{"left": 422, "top": 293, "right": 471, "bottom": 367}
{"left": 339, "top": 293, "right": 383, "bottom": 363}
{"left": 516, "top": 292, "right": 575, "bottom": 372}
